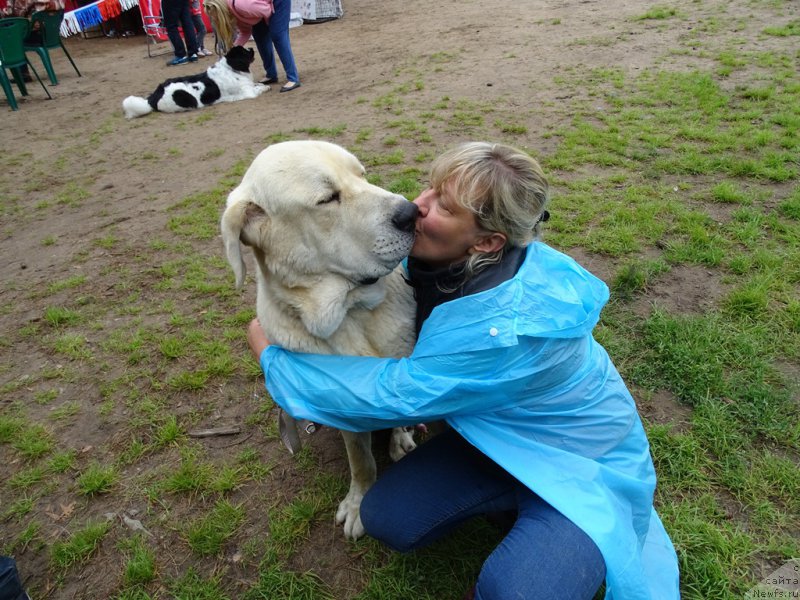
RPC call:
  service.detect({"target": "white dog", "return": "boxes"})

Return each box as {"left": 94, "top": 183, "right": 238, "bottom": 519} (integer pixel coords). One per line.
{"left": 221, "top": 140, "right": 419, "bottom": 539}
{"left": 122, "top": 46, "right": 266, "bottom": 119}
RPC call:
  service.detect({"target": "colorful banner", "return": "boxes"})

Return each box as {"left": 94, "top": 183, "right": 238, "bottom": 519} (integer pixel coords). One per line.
{"left": 60, "top": 0, "right": 138, "bottom": 37}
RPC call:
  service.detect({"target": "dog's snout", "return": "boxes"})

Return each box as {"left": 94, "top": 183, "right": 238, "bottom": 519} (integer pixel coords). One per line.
{"left": 391, "top": 202, "right": 419, "bottom": 233}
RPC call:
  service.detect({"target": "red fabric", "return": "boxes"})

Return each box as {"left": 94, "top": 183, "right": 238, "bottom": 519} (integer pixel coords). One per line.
{"left": 99, "top": 0, "right": 121, "bottom": 20}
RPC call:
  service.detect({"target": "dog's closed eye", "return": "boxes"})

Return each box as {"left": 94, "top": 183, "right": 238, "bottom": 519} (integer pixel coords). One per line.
{"left": 317, "top": 191, "right": 341, "bottom": 205}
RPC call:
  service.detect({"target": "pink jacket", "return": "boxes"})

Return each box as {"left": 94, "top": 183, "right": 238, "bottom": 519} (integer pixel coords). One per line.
{"left": 227, "top": 0, "right": 274, "bottom": 46}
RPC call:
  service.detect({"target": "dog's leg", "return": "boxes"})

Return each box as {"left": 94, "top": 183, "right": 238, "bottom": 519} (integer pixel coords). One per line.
{"left": 388, "top": 426, "right": 417, "bottom": 462}
{"left": 337, "top": 430, "right": 376, "bottom": 539}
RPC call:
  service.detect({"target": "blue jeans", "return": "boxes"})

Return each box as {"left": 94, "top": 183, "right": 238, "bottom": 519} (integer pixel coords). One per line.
{"left": 251, "top": 0, "right": 298, "bottom": 82}
{"left": 360, "top": 429, "right": 606, "bottom": 600}
{"left": 162, "top": 0, "right": 198, "bottom": 57}
{"left": 191, "top": 14, "right": 207, "bottom": 50}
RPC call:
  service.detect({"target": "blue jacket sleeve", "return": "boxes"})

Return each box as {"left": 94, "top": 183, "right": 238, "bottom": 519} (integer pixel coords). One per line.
{"left": 259, "top": 338, "right": 555, "bottom": 431}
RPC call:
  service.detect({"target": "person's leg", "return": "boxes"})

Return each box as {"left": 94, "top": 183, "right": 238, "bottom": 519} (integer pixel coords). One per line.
{"left": 360, "top": 429, "right": 518, "bottom": 553}
{"left": 178, "top": 2, "right": 199, "bottom": 57}
{"left": 161, "top": 0, "right": 187, "bottom": 57}
{"left": 252, "top": 19, "right": 277, "bottom": 80}
{"left": 268, "top": 0, "right": 299, "bottom": 83}
{"left": 473, "top": 490, "right": 606, "bottom": 600}
{"left": 192, "top": 14, "right": 206, "bottom": 51}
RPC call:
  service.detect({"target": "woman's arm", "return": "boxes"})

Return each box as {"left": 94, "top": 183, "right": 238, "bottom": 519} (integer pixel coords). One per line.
{"left": 233, "top": 25, "right": 252, "bottom": 47}
{"left": 256, "top": 333, "right": 556, "bottom": 432}
{"left": 246, "top": 318, "right": 269, "bottom": 361}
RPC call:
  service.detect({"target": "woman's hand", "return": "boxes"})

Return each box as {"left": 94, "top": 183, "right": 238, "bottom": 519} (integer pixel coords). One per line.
{"left": 246, "top": 318, "right": 270, "bottom": 361}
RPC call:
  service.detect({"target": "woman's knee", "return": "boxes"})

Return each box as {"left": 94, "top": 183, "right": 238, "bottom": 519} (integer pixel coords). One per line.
{"left": 475, "top": 552, "right": 605, "bottom": 600}
{"left": 474, "top": 500, "right": 606, "bottom": 600}
{"left": 360, "top": 487, "right": 418, "bottom": 553}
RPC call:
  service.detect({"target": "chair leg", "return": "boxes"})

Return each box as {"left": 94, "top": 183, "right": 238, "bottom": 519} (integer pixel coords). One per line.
{"left": 60, "top": 43, "right": 82, "bottom": 77}
{"left": 10, "top": 67, "right": 28, "bottom": 96}
{"left": 30, "top": 47, "right": 58, "bottom": 85}
{"left": 27, "top": 60, "right": 52, "bottom": 100}
{"left": 0, "top": 70, "right": 19, "bottom": 110}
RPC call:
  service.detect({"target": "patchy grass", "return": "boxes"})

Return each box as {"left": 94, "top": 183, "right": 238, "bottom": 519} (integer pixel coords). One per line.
{"left": 51, "top": 520, "right": 111, "bottom": 569}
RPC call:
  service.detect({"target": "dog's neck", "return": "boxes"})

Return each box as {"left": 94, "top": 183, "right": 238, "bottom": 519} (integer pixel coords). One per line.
{"left": 253, "top": 249, "right": 387, "bottom": 341}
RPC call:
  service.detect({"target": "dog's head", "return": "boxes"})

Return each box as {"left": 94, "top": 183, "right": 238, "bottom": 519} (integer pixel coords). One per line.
{"left": 224, "top": 46, "right": 256, "bottom": 72}
{"left": 221, "top": 140, "right": 417, "bottom": 294}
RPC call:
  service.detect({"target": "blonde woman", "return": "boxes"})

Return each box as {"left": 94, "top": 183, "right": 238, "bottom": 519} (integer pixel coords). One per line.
{"left": 247, "top": 142, "right": 679, "bottom": 600}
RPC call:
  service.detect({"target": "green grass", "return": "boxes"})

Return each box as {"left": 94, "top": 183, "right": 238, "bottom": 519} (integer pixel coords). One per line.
{"left": 120, "top": 535, "right": 157, "bottom": 587}
{"left": 185, "top": 499, "right": 245, "bottom": 556}
{"left": 48, "top": 449, "right": 77, "bottom": 473}
{"left": 2, "top": 496, "right": 36, "bottom": 521}
{"left": 243, "top": 563, "right": 334, "bottom": 600}
{"left": 47, "top": 275, "right": 87, "bottom": 294}
{"left": 51, "top": 520, "right": 111, "bottom": 569}
{"left": 44, "top": 306, "right": 82, "bottom": 327}
{"left": 634, "top": 6, "right": 679, "bottom": 20}
{"left": 53, "top": 333, "right": 92, "bottom": 359}
{"left": 168, "top": 568, "right": 230, "bottom": 600}
{"left": 78, "top": 462, "right": 119, "bottom": 495}
{"left": 11, "top": 424, "right": 54, "bottom": 459}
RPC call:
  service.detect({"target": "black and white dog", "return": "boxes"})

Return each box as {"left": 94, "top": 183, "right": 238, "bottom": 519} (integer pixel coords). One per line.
{"left": 122, "top": 46, "right": 267, "bottom": 119}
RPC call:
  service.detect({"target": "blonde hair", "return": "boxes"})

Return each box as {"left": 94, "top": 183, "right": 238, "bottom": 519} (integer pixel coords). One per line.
{"left": 204, "top": 0, "right": 236, "bottom": 54}
{"left": 429, "top": 142, "right": 550, "bottom": 279}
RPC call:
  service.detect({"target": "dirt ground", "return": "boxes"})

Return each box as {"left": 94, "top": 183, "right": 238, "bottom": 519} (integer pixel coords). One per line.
{"left": 1, "top": 0, "right": 797, "bottom": 597}
{"left": 6, "top": 0, "right": 783, "bottom": 284}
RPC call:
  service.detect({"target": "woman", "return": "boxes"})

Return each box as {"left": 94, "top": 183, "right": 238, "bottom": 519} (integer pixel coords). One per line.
{"left": 247, "top": 142, "right": 679, "bottom": 599}
{"left": 226, "top": 0, "right": 299, "bottom": 91}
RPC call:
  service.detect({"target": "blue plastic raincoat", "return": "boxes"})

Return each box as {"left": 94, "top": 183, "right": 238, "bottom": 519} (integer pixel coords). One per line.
{"left": 260, "top": 242, "right": 680, "bottom": 600}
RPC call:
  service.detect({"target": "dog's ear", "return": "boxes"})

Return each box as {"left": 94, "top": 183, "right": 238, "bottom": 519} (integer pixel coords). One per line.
{"left": 220, "top": 200, "right": 269, "bottom": 289}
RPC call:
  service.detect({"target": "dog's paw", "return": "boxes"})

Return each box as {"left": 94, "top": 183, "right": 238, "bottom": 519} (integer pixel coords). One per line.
{"left": 335, "top": 491, "right": 366, "bottom": 539}
{"left": 388, "top": 426, "right": 417, "bottom": 462}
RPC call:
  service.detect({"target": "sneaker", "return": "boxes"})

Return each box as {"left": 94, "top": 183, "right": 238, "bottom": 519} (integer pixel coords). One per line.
{"left": 166, "top": 56, "right": 188, "bottom": 66}
{"left": 201, "top": 48, "right": 213, "bottom": 56}
{"left": 187, "top": 53, "right": 199, "bottom": 62}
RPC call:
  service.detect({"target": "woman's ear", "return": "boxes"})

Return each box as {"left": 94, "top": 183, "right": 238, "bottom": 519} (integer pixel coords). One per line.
{"left": 471, "top": 232, "right": 507, "bottom": 255}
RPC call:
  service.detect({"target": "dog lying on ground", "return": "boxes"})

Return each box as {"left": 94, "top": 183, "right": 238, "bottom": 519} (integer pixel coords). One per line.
{"left": 122, "top": 46, "right": 266, "bottom": 119}
{"left": 221, "top": 140, "right": 419, "bottom": 539}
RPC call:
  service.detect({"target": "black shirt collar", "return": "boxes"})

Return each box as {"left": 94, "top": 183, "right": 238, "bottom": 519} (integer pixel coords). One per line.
{"left": 406, "top": 245, "right": 527, "bottom": 336}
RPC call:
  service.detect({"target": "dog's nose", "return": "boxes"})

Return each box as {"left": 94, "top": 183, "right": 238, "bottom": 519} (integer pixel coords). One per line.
{"left": 392, "top": 201, "right": 419, "bottom": 233}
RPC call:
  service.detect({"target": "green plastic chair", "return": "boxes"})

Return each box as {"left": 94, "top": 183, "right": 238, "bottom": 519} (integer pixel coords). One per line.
{"left": 0, "top": 17, "right": 52, "bottom": 111}
{"left": 24, "top": 10, "right": 81, "bottom": 85}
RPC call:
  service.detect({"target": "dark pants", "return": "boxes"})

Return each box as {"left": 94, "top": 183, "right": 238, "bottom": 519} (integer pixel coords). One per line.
{"left": 161, "top": 0, "right": 198, "bottom": 58}
{"left": 0, "top": 556, "right": 28, "bottom": 600}
{"left": 360, "top": 429, "right": 607, "bottom": 600}
{"left": 191, "top": 14, "right": 206, "bottom": 49}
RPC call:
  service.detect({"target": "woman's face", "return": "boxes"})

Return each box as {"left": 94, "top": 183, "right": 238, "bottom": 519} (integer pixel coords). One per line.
{"left": 410, "top": 185, "right": 487, "bottom": 267}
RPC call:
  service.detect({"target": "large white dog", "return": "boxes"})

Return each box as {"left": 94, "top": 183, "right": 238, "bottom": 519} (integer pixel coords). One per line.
{"left": 221, "top": 140, "right": 419, "bottom": 538}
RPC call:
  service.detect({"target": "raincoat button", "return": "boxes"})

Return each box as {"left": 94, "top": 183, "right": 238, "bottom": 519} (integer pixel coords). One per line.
{"left": 489, "top": 327, "right": 498, "bottom": 337}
